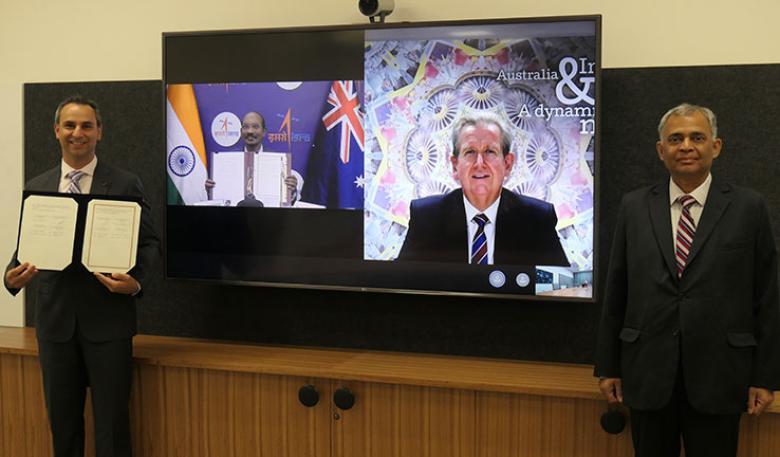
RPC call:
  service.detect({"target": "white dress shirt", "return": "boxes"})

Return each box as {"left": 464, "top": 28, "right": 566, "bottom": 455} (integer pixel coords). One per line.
{"left": 463, "top": 195, "right": 501, "bottom": 264}
{"left": 59, "top": 156, "right": 98, "bottom": 194}
{"left": 669, "top": 173, "right": 712, "bottom": 246}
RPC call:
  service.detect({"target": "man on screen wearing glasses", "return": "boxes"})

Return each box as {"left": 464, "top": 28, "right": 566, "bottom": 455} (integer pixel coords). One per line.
{"left": 397, "top": 112, "right": 568, "bottom": 267}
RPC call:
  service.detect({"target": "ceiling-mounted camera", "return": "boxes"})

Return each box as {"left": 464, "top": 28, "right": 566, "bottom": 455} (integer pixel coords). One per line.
{"left": 359, "top": 0, "right": 394, "bottom": 23}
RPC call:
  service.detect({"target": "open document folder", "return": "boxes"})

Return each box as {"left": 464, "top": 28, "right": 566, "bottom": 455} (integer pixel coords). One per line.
{"left": 210, "top": 151, "right": 291, "bottom": 207}
{"left": 16, "top": 193, "right": 141, "bottom": 273}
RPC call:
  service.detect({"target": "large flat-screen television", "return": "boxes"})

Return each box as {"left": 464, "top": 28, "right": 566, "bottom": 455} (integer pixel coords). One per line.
{"left": 164, "top": 15, "right": 600, "bottom": 300}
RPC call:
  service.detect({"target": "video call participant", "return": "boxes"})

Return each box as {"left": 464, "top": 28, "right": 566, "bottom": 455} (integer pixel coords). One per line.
{"left": 397, "top": 112, "right": 568, "bottom": 266}
{"left": 4, "top": 96, "right": 161, "bottom": 457}
{"left": 595, "top": 103, "right": 779, "bottom": 457}
{"left": 205, "top": 111, "right": 303, "bottom": 205}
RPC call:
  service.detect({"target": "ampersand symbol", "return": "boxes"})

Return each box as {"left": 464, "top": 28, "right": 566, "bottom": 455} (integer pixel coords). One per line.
{"left": 555, "top": 56, "right": 595, "bottom": 106}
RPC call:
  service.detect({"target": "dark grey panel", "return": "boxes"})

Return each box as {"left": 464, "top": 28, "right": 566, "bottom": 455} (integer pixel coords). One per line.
{"left": 22, "top": 64, "right": 780, "bottom": 363}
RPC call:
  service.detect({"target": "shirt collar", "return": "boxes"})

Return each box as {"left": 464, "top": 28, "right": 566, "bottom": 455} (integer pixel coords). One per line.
{"left": 244, "top": 145, "right": 264, "bottom": 153}
{"left": 669, "top": 173, "right": 712, "bottom": 207}
{"left": 463, "top": 193, "right": 501, "bottom": 224}
{"left": 61, "top": 155, "right": 98, "bottom": 179}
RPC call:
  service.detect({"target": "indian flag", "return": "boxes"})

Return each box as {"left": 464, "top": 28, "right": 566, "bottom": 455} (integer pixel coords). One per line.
{"left": 167, "top": 84, "right": 208, "bottom": 204}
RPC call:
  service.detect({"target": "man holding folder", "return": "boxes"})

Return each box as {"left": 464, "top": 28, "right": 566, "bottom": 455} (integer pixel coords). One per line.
{"left": 4, "top": 95, "right": 160, "bottom": 457}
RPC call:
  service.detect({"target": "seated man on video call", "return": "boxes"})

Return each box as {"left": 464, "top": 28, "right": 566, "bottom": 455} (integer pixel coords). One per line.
{"left": 205, "top": 111, "right": 303, "bottom": 206}
{"left": 397, "top": 112, "right": 568, "bottom": 266}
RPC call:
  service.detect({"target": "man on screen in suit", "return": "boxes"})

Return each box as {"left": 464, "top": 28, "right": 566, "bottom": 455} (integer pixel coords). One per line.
{"left": 397, "top": 112, "right": 568, "bottom": 266}
{"left": 4, "top": 96, "right": 160, "bottom": 457}
{"left": 595, "top": 103, "right": 780, "bottom": 457}
{"left": 205, "top": 111, "right": 302, "bottom": 205}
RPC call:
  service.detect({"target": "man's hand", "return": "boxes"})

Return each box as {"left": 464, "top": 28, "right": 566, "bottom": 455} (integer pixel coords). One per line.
{"left": 747, "top": 386, "right": 774, "bottom": 416}
{"left": 93, "top": 272, "right": 141, "bottom": 295}
{"left": 5, "top": 262, "right": 38, "bottom": 289}
{"left": 284, "top": 175, "right": 298, "bottom": 193}
{"left": 204, "top": 178, "right": 216, "bottom": 200}
{"left": 599, "top": 377, "right": 624, "bottom": 404}
{"left": 285, "top": 175, "right": 299, "bottom": 203}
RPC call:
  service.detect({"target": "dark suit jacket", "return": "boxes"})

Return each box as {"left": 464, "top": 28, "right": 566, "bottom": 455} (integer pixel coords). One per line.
{"left": 595, "top": 178, "right": 780, "bottom": 414}
{"left": 5, "top": 162, "right": 161, "bottom": 342}
{"left": 397, "top": 188, "right": 568, "bottom": 266}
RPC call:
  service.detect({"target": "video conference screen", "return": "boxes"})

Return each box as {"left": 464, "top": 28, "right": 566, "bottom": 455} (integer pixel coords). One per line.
{"left": 164, "top": 16, "right": 600, "bottom": 300}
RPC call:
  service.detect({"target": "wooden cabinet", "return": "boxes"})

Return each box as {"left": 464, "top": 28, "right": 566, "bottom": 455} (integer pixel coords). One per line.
{"left": 130, "top": 367, "right": 332, "bottom": 457}
{"left": 2, "top": 327, "right": 778, "bottom": 457}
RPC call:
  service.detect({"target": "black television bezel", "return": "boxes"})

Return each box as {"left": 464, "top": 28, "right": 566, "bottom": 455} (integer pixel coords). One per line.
{"left": 162, "top": 14, "right": 602, "bottom": 303}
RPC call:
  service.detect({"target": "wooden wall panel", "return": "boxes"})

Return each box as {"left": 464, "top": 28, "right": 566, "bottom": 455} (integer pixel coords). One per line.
{"left": 428, "top": 387, "right": 475, "bottom": 457}
{"left": 1, "top": 355, "right": 28, "bottom": 455}
{"left": 334, "top": 381, "right": 477, "bottom": 457}
{"left": 737, "top": 413, "right": 780, "bottom": 457}
{"left": 127, "top": 367, "right": 333, "bottom": 457}
{"left": 132, "top": 364, "right": 166, "bottom": 457}
{"left": 281, "top": 376, "right": 331, "bottom": 457}
{"left": 332, "top": 380, "right": 371, "bottom": 457}
{"left": 475, "top": 392, "right": 634, "bottom": 457}
{"left": 0, "top": 354, "right": 54, "bottom": 457}
{"left": 162, "top": 366, "right": 197, "bottom": 457}
{"left": 20, "top": 356, "right": 51, "bottom": 457}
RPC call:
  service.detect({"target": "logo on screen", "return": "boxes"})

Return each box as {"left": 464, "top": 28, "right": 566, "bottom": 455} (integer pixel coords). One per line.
{"left": 267, "top": 108, "right": 311, "bottom": 151}
{"left": 211, "top": 111, "right": 241, "bottom": 147}
{"left": 168, "top": 146, "right": 196, "bottom": 177}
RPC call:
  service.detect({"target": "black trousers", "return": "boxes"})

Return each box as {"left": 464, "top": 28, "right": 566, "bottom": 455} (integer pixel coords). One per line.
{"left": 37, "top": 331, "right": 133, "bottom": 457}
{"left": 629, "top": 367, "right": 741, "bottom": 457}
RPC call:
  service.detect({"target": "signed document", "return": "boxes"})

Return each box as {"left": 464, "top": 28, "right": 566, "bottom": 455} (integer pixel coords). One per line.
{"left": 18, "top": 195, "right": 78, "bottom": 270}
{"left": 211, "top": 150, "right": 291, "bottom": 207}
{"left": 81, "top": 200, "right": 141, "bottom": 274}
{"left": 253, "top": 151, "right": 291, "bottom": 208}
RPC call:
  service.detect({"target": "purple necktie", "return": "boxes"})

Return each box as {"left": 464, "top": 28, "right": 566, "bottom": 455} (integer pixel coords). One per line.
{"left": 470, "top": 213, "right": 489, "bottom": 265}
{"left": 65, "top": 170, "right": 85, "bottom": 194}
{"left": 675, "top": 195, "right": 697, "bottom": 277}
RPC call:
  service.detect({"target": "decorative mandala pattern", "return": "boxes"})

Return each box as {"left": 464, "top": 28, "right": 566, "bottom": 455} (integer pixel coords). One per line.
{"left": 523, "top": 128, "right": 562, "bottom": 184}
{"left": 505, "top": 86, "right": 543, "bottom": 132}
{"left": 585, "top": 135, "right": 595, "bottom": 176}
{"left": 404, "top": 129, "right": 441, "bottom": 183}
{"left": 420, "top": 87, "right": 458, "bottom": 132}
{"left": 513, "top": 181, "right": 549, "bottom": 202}
{"left": 417, "top": 180, "right": 452, "bottom": 199}
{"left": 457, "top": 74, "right": 504, "bottom": 110}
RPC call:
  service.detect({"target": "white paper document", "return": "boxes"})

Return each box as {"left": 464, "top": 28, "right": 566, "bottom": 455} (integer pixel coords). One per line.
{"left": 210, "top": 151, "right": 291, "bottom": 207}
{"left": 253, "top": 152, "right": 291, "bottom": 208}
{"left": 210, "top": 151, "right": 244, "bottom": 206}
{"left": 81, "top": 200, "right": 141, "bottom": 274}
{"left": 18, "top": 195, "right": 78, "bottom": 271}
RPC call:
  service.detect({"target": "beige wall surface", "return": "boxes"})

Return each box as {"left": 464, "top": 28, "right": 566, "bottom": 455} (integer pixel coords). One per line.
{"left": 1, "top": 0, "right": 778, "bottom": 325}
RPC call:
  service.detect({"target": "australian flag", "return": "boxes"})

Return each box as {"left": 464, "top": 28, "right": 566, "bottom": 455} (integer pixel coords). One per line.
{"left": 301, "top": 80, "right": 365, "bottom": 209}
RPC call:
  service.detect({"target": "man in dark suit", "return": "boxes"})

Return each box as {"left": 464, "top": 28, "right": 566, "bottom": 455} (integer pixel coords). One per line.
{"left": 595, "top": 103, "right": 779, "bottom": 457}
{"left": 397, "top": 112, "right": 568, "bottom": 266}
{"left": 205, "top": 111, "right": 301, "bottom": 205}
{"left": 4, "top": 96, "right": 160, "bottom": 457}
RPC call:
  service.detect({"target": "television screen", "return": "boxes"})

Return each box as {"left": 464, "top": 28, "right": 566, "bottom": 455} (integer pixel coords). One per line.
{"left": 164, "top": 16, "right": 600, "bottom": 300}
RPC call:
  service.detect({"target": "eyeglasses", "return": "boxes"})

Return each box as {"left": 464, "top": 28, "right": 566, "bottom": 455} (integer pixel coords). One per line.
{"left": 457, "top": 149, "right": 506, "bottom": 164}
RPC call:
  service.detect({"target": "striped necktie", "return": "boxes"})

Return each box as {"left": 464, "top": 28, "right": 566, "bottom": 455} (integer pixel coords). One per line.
{"left": 470, "top": 213, "right": 489, "bottom": 265}
{"left": 65, "top": 170, "right": 86, "bottom": 194}
{"left": 675, "top": 195, "right": 697, "bottom": 277}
